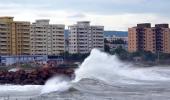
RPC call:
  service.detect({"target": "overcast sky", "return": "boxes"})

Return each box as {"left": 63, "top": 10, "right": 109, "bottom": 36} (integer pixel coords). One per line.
{"left": 0, "top": 0, "right": 170, "bottom": 31}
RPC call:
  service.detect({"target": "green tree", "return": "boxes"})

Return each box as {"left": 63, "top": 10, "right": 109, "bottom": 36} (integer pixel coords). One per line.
{"left": 104, "top": 44, "right": 110, "bottom": 53}
{"left": 111, "top": 46, "right": 129, "bottom": 60}
{"left": 104, "top": 38, "right": 109, "bottom": 43}
{"left": 112, "top": 39, "right": 125, "bottom": 44}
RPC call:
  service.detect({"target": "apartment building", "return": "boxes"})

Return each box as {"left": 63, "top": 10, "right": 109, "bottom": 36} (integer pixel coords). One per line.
{"left": 68, "top": 21, "right": 104, "bottom": 54}
{"left": 0, "top": 17, "right": 30, "bottom": 55}
{"left": 30, "top": 20, "right": 65, "bottom": 55}
{"left": 154, "top": 24, "right": 170, "bottom": 53}
{"left": 128, "top": 23, "right": 170, "bottom": 53}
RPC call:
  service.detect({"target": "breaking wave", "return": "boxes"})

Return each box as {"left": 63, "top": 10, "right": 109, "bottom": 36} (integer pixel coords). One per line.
{"left": 41, "top": 49, "right": 170, "bottom": 94}
{"left": 1, "top": 49, "right": 170, "bottom": 95}
{"left": 74, "top": 49, "right": 170, "bottom": 82}
{"left": 41, "top": 76, "right": 71, "bottom": 94}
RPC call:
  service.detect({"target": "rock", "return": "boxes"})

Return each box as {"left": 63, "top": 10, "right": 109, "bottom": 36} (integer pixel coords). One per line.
{"left": 0, "top": 67, "right": 75, "bottom": 85}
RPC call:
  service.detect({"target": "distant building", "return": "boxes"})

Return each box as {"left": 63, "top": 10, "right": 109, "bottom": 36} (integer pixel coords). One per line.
{"left": 65, "top": 38, "right": 69, "bottom": 52}
{"left": 105, "top": 35, "right": 128, "bottom": 43}
{"left": 47, "top": 56, "right": 64, "bottom": 67}
{"left": 0, "top": 55, "right": 48, "bottom": 66}
{"left": 30, "top": 20, "right": 65, "bottom": 55}
{"left": 105, "top": 35, "right": 128, "bottom": 51}
{"left": 0, "top": 16, "right": 30, "bottom": 55}
{"left": 68, "top": 21, "right": 104, "bottom": 54}
{"left": 106, "top": 43, "right": 128, "bottom": 51}
{"left": 128, "top": 23, "right": 170, "bottom": 53}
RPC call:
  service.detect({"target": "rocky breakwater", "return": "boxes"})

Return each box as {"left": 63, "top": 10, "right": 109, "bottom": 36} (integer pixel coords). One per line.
{"left": 0, "top": 67, "right": 75, "bottom": 85}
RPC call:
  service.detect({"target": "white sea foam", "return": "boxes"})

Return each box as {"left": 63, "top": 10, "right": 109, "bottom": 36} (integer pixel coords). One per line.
{"left": 1, "top": 49, "right": 170, "bottom": 94}
{"left": 41, "top": 49, "right": 170, "bottom": 94}
{"left": 75, "top": 49, "right": 170, "bottom": 83}
{"left": 41, "top": 76, "right": 71, "bottom": 94}
{"left": 0, "top": 85, "right": 41, "bottom": 92}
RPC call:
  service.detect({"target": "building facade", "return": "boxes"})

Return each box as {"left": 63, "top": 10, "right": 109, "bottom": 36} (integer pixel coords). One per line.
{"left": 154, "top": 24, "right": 170, "bottom": 54}
{"left": 30, "top": 20, "right": 65, "bottom": 55}
{"left": 0, "top": 55, "right": 48, "bottom": 66}
{"left": 128, "top": 23, "right": 170, "bottom": 53}
{"left": 105, "top": 35, "right": 128, "bottom": 43}
{"left": 68, "top": 21, "right": 104, "bottom": 54}
{"left": 0, "top": 17, "right": 30, "bottom": 55}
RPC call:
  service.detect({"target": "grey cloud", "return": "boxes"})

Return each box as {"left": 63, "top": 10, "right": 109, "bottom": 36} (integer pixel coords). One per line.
{"left": 68, "top": 13, "right": 86, "bottom": 18}
{"left": 1, "top": 0, "right": 170, "bottom": 16}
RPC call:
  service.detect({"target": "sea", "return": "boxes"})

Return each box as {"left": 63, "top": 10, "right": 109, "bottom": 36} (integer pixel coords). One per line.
{"left": 1, "top": 49, "right": 170, "bottom": 100}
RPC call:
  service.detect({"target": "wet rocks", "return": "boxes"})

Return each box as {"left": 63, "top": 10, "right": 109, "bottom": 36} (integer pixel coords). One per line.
{"left": 0, "top": 67, "right": 75, "bottom": 85}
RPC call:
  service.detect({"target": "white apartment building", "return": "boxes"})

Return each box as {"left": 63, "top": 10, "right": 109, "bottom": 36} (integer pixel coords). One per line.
{"left": 30, "top": 20, "right": 65, "bottom": 55}
{"left": 68, "top": 21, "right": 104, "bottom": 54}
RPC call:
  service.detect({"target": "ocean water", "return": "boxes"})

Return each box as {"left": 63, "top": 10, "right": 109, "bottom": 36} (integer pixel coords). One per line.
{"left": 1, "top": 49, "right": 170, "bottom": 100}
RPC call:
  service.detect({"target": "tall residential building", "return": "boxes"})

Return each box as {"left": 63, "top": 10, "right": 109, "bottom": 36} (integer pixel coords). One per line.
{"left": 128, "top": 23, "right": 170, "bottom": 53}
{"left": 0, "top": 17, "right": 30, "bottom": 55}
{"left": 30, "top": 20, "right": 65, "bottom": 55}
{"left": 68, "top": 21, "right": 104, "bottom": 54}
{"left": 154, "top": 24, "right": 170, "bottom": 54}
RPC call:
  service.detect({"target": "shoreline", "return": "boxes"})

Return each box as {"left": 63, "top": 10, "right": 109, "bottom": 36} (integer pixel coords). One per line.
{"left": 0, "top": 66, "right": 76, "bottom": 85}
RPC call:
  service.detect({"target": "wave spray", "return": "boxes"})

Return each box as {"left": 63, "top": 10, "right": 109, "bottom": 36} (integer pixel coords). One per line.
{"left": 41, "top": 49, "right": 170, "bottom": 94}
